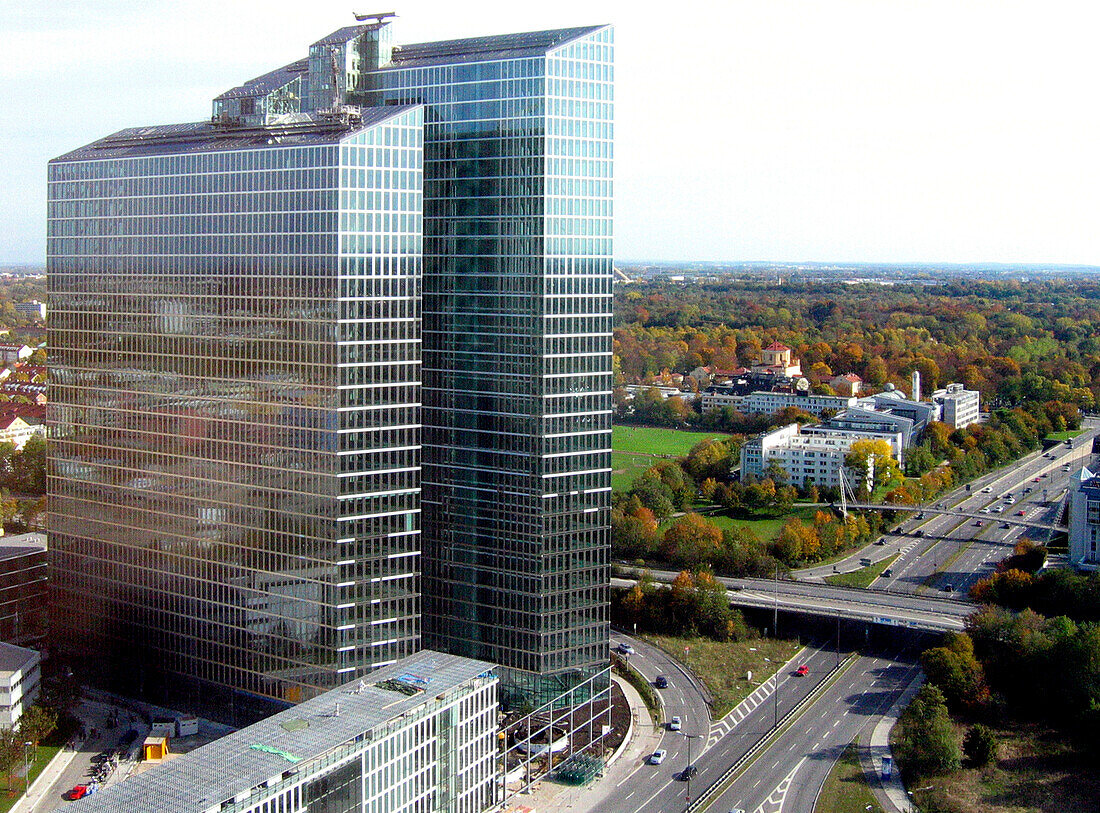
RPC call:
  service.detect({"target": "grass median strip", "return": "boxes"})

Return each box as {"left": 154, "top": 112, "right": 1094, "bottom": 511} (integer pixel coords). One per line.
{"left": 641, "top": 635, "right": 802, "bottom": 718}
{"left": 812, "top": 742, "right": 881, "bottom": 813}
{"left": 825, "top": 554, "right": 899, "bottom": 588}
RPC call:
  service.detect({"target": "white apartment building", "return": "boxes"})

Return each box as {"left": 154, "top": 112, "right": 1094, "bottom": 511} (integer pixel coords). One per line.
{"left": 0, "top": 642, "right": 40, "bottom": 728}
{"left": 742, "top": 391, "right": 856, "bottom": 417}
{"left": 740, "top": 423, "right": 878, "bottom": 489}
{"left": 699, "top": 386, "right": 746, "bottom": 413}
{"left": 932, "top": 383, "right": 981, "bottom": 429}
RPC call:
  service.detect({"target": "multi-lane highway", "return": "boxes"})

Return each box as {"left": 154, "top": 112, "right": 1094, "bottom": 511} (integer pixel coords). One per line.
{"left": 595, "top": 641, "right": 850, "bottom": 813}
{"left": 797, "top": 431, "right": 1094, "bottom": 597}
{"left": 710, "top": 653, "right": 920, "bottom": 813}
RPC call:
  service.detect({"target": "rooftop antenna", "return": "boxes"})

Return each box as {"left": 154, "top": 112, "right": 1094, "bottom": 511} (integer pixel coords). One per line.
{"left": 354, "top": 11, "right": 397, "bottom": 23}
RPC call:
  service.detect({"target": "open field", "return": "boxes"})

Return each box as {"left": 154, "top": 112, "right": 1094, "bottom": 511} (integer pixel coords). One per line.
{"left": 611, "top": 425, "right": 728, "bottom": 457}
{"left": 643, "top": 634, "right": 801, "bottom": 718}
{"left": 611, "top": 451, "right": 657, "bottom": 492}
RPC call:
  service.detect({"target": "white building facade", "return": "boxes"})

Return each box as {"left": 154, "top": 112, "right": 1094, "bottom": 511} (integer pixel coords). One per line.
{"left": 741, "top": 391, "right": 856, "bottom": 417}
{"left": 933, "top": 383, "right": 981, "bottom": 429}
{"left": 740, "top": 423, "right": 878, "bottom": 489}
{"left": 1068, "top": 467, "right": 1100, "bottom": 571}
{"left": 0, "top": 642, "right": 41, "bottom": 728}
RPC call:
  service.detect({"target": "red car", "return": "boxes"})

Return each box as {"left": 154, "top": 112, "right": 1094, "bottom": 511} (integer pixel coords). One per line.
{"left": 1017, "top": 510, "right": 1026, "bottom": 516}
{"left": 795, "top": 664, "right": 809, "bottom": 676}
{"left": 67, "top": 785, "right": 91, "bottom": 800}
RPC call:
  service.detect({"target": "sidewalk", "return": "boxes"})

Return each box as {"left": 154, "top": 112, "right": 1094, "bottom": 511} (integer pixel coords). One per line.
{"left": 514, "top": 674, "right": 663, "bottom": 812}
{"left": 863, "top": 673, "right": 924, "bottom": 813}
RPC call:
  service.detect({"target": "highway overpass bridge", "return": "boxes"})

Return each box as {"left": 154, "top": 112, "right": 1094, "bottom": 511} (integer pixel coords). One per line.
{"left": 613, "top": 570, "right": 972, "bottom": 633}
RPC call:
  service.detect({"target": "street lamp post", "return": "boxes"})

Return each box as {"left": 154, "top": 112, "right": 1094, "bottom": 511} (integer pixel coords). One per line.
{"left": 681, "top": 731, "right": 700, "bottom": 811}
{"left": 23, "top": 741, "right": 33, "bottom": 795}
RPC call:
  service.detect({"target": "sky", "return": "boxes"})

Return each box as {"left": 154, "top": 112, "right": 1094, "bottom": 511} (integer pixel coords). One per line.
{"left": 2, "top": 0, "right": 1098, "bottom": 266}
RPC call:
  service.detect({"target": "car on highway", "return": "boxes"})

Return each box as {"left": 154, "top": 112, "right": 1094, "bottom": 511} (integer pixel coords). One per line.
{"left": 617, "top": 643, "right": 635, "bottom": 655}
{"left": 993, "top": 505, "right": 1004, "bottom": 513}
{"left": 655, "top": 675, "right": 668, "bottom": 689}
{"left": 669, "top": 716, "right": 682, "bottom": 731}
{"left": 649, "top": 749, "right": 667, "bottom": 765}
{"left": 980, "top": 507, "right": 990, "bottom": 513}
{"left": 795, "top": 664, "right": 809, "bottom": 676}
{"left": 1005, "top": 496, "right": 1016, "bottom": 504}
{"left": 914, "top": 529, "right": 924, "bottom": 537}
{"left": 678, "top": 765, "right": 698, "bottom": 781}
{"left": 981, "top": 486, "right": 992, "bottom": 493}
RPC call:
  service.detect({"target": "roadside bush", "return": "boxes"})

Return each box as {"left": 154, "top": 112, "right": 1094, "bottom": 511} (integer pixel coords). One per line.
{"left": 963, "top": 723, "right": 997, "bottom": 767}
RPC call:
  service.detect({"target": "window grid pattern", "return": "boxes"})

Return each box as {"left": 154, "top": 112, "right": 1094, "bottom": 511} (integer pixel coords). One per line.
{"left": 47, "top": 107, "right": 425, "bottom": 708}
{"left": 357, "top": 26, "right": 613, "bottom": 700}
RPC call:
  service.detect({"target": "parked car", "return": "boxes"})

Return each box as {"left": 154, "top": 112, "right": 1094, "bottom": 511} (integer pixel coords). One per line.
{"left": 1017, "top": 510, "right": 1027, "bottom": 516}
{"left": 649, "top": 749, "right": 667, "bottom": 765}
{"left": 669, "top": 716, "right": 682, "bottom": 731}
{"left": 974, "top": 520, "right": 983, "bottom": 526}
{"left": 914, "top": 529, "right": 924, "bottom": 537}
{"left": 654, "top": 675, "right": 669, "bottom": 689}
{"left": 795, "top": 664, "right": 809, "bottom": 676}
{"left": 943, "top": 584, "right": 954, "bottom": 592}
{"left": 882, "top": 568, "right": 893, "bottom": 578}
{"left": 67, "top": 785, "right": 91, "bottom": 801}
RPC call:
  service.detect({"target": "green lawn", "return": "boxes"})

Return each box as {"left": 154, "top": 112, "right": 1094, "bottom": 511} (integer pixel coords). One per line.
{"left": 1045, "top": 430, "right": 1083, "bottom": 442}
{"left": 611, "top": 425, "right": 729, "bottom": 457}
{"left": 701, "top": 504, "right": 820, "bottom": 543}
{"left": 642, "top": 634, "right": 802, "bottom": 718}
{"left": 0, "top": 743, "right": 61, "bottom": 813}
{"left": 610, "top": 451, "right": 656, "bottom": 492}
{"left": 826, "top": 554, "right": 899, "bottom": 588}
{"left": 813, "top": 743, "right": 882, "bottom": 813}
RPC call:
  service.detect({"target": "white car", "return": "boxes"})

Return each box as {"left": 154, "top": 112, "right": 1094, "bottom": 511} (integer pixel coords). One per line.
{"left": 981, "top": 486, "right": 993, "bottom": 493}
{"left": 649, "top": 749, "right": 667, "bottom": 765}
{"left": 980, "top": 507, "right": 990, "bottom": 513}
{"left": 617, "top": 643, "right": 635, "bottom": 655}
{"left": 669, "top": 716, "right": 682, "bottom": 731}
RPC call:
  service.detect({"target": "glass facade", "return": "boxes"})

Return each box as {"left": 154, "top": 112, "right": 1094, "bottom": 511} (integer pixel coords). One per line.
{"left": 47, "top": 106, "right": 425, "bottom": 714}
{"left": 354, "top": 25, "right": 614, "bottom": 704}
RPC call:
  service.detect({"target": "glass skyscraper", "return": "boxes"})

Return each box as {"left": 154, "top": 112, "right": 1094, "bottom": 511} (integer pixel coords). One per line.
{"left": 352, "top": 25, "right": 614, "bottom": 707}
{"left": 48, "top": 19, "right": 611, "bottom": 722}
{"left": 49, "top": 106, "right": 425, "bottom": 714}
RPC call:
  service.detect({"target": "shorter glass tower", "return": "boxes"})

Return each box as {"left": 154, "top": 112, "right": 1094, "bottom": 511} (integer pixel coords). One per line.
{"left": 48, "top": 105, "right": 424, "bottom": 718}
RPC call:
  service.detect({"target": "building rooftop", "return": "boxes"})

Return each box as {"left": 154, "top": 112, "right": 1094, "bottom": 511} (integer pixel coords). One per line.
{"left": 0, "top": 641, "right": 38, "bottom": 675}
{"left": 69, "top": 650, "right": 494, "bottom": 813}
{"left": 214, "top": 58, "right": 308, "bottom": 101}
{"left": 0, "top": 532, "right": 46, "bottom": 561}
{"left": 386, "top": 25, "right": 606, "bottom": 68}
{"left": 52, "top": 105, "right": 420, "bottom": 163}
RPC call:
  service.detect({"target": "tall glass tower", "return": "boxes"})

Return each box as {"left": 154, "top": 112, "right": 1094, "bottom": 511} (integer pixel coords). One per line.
{"left": 352, "top": 25, "right": 614, "bottom": 708}
{"left": 48, "top": 105, "right": 425, "bottom": 716}
{"left": 47, "top": 19, "right": 611, "bottom": 729}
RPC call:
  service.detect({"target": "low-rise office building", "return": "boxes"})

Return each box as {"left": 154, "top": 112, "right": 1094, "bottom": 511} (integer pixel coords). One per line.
{"left": 69, "top": 650, "right": 499, "bottom": 813}
{"left": 1069, "top": 467, "right": 1100, "bottom": 571}
{"left": 741, "top": 390, "right": 856, "bottom": 417}
{"left": 932, "top": 383, "right": 981, "bottom": 429}
{"left": 0, "top": 641, "right": 41, "bottom": 728}
{"left": 740, "top": 423, "right": 876, "bottom": 490}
